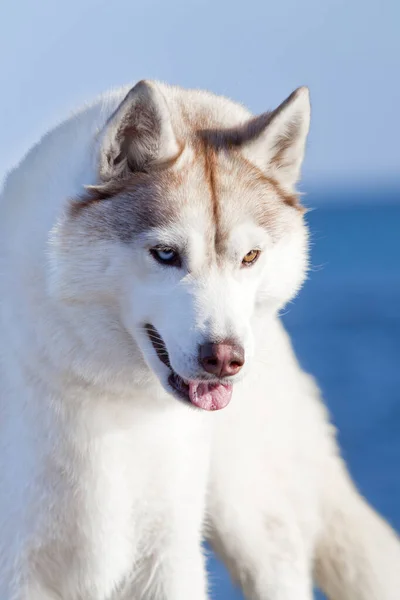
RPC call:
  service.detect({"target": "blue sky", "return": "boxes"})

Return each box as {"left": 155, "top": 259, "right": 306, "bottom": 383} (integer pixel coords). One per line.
{"left": 0, "top": 0, "right": 399, "bottom": 192}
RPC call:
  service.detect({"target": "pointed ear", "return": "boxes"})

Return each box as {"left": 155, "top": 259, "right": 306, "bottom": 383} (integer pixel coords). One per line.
{"left": 99, "top": 80, "right": 180, "bottom": 181}
{"left": 244, "top": 87, "right": 310, "bottom": 191}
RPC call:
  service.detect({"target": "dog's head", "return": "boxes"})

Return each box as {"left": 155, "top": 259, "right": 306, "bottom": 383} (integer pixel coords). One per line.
{"left": 51, "top": 81, "right": 310, "bottom": 409}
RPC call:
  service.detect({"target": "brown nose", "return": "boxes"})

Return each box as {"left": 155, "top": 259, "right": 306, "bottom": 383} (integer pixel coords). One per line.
{"left": 199, "top": 342, "right": 245, "bottom": 378}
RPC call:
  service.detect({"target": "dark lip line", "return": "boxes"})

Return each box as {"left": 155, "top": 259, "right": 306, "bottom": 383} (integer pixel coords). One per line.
{"left": 144, "top": 323, "right": 171, "bottom": 369}
{"left": 143, "top": 324, "right": 191, "bottom": 403}
{"left": 168, "top": 372, "right": 191, "bottom": 403}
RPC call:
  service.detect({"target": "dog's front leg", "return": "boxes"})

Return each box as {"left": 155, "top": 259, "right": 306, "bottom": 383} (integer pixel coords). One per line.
{"left": 152, "top": 541, "right": 209, "bottom": 600}
{"left": 208, "top": 507, "right": 313, "bottom": 600}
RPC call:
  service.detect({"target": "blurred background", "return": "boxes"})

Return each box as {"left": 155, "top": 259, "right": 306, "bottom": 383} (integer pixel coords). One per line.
{"left": 1, "top": 1, "right": 399, "bottom": 598}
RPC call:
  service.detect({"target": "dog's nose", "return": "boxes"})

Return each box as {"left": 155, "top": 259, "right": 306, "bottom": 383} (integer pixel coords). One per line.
{"left": 199, "top": 342, "right": 245, "bottom": 378}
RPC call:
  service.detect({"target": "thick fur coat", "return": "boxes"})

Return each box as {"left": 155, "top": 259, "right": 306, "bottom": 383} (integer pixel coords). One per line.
{"left": 0, "top": 80, "right": 399, "bottom": 599}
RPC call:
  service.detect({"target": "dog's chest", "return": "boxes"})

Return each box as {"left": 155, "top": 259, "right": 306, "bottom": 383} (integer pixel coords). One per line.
{"left": 61, "top": 403, "right": 212, "bottom": 598}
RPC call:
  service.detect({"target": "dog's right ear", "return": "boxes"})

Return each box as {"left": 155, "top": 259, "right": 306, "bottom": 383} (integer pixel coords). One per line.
{"left": 99, "top": 80, "right": 180, "bottom": 181}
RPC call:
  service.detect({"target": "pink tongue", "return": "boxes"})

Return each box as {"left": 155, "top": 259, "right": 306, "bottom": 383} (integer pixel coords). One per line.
{"left": 188, "top": 381, "right": 233, "bottom": 411}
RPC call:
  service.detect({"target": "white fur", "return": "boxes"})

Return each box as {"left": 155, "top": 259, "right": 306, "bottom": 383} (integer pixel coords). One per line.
{"left": 0, "top": 82, "right": 399, "bottom": 600}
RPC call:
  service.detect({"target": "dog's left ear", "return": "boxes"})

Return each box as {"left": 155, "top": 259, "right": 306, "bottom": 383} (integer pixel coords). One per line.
{"left": 244, "top": 87, "right": 310, "bottom": 191}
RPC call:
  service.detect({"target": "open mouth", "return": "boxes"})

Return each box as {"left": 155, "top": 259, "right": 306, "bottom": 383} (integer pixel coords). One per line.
{"left": 145, "top": 324, "right": 233, "bottom": 411}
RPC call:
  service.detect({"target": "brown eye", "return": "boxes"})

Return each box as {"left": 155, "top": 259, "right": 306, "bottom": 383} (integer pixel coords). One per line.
{"left": 242, "top": 249, "right": 260, "bottom": 267}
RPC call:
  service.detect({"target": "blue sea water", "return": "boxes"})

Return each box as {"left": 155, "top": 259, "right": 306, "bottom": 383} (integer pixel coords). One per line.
{"left": 207, "top": 202, "right": 400, "bottom": 599}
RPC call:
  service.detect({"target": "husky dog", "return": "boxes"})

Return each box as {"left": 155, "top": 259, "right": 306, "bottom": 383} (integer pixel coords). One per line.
{"left": 0, "top": 79, "right": 399, "bottom": 600}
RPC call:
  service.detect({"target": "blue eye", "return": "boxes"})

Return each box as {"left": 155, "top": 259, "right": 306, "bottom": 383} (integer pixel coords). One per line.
{"left": 150, "top": 247, "right": 181, "bottom": 267}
